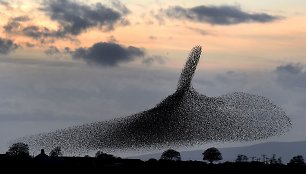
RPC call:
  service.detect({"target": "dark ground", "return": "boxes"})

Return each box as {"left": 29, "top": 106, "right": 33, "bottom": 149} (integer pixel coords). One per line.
{"left": 0, "top": 155, "right": 305, "bottom": 173}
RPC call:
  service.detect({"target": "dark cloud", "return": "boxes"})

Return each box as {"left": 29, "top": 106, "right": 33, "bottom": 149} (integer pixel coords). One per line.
{"left": 22, "top": 26, "right": 50, "bottom": 40}
{"left": 3, "top": 16, "right": 68, "bottom": 43}
{"left": 72, "top": 42, "right": 145, "bottom": 66}
{"left": 275, "top": 63, "right": 306, "bottom": 90}
{"left": 3, "top": 1, "right": 129, "bottom": 42}
{"left": 162, "top": 5, "right": 282, "bottom": 25}
{"left": 42, "top": 0, "right": 129, "bottom": 35}
{"left": 0, "top": 38, "right": 18, "bottom": 55}
{"left": 44, "top": 46, "right": 61, "bottom": 56}
{"left": 3, "top": 21, "right": 20, "bottom": 33}
{"left": 2, "top": 1, "right": 127, "bottom": 48}
{"left": 21, "top": 26, "right": 66, "bottom": 41}
{"left": 111, "top": 0, "right": 130, "bottom": 15}
{"left": 3, "top": 16, "right": 30, "bottom": 33}
{"left": 27, "top": 26, "right": 44, "bottom": 39}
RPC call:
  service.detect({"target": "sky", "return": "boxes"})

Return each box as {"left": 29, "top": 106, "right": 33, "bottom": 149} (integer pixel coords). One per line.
{"left": 0, "top": 0, "right": 306, "bottom": 155}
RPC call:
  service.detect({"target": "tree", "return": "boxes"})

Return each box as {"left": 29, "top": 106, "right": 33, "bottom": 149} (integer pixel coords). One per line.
{"left": 49, "top": 146, "right": 63, "bottom": 157}
{"left": 289, "top": 155, "right": 305, "bottom": 165}
{"left": 95, "top": 151, "right": 117, "bottom": 160}
{"left": 269, "top": 154, "right": 278, "bottom": 164}
{"left": 202, "top": 147, "right": 222, "bottom": 164}
{"left": 148, "top": 158, "right": 157, "bottom": 162}
{"left": 236, "top": 154, "right": 248, "bottom": 163}
{"left": 277, "top": 157, "right": 282, "bottom": 164}
{"left": 160, "top": 149, "right": 181, "bottom": 161}
{"left": 262, "top": 154, "right": 268, "bottom": 164}
{"left": 6, "top": 142, "right": 30, "bottom": 157}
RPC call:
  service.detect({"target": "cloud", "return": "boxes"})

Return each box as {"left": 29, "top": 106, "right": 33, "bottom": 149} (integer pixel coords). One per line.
{"left": 161, "top": 5, "right": 282, "bottom": 25}
{"left": 3, "top": 16, "right": 30, "bottom": 33}
{"left": 187, "top": 27, "right": 210, "bottom": 35}
{"left": 3, "top": 16, "right": 68, "bottom": 43}
{"left": 275, "top": 63, "right": 303, "bottom": 74}
{"left": 3, "top": 1, "right": 129, "bottom": 44}
{"left": 3, "top": 21, "right": 20, "bottom": 34}
{"left": 0, "top": 0, "right": 10, "bottom": 8}
{"left": 111, "top": 0, "right": 130, "bottom": 15}
{"left": 0, "top": 1, "right": 12, "bottom": 11}
{"left": 149, "top": 36, "right": 157, "bottom": 40}
{"left": 22, "top": 26, "right": 55, "bottom": 40}
{"left": 72, "top": 42, "right": 145, "bottom": 66}
{"left": 42, "top": 0, "right": 129, "bottom": 35}
{"left": 44, "top": 46, "right": 61, "bottom": 56}
{"left": 107, "top": 35, "right": 118, "bottom": 43}
{"left": 143, "top": 55, "right": 166, "bottom": 66}
{"left": 275, "top": 63, "right": 306, "bottom": 90}
{"left": 0, "top": 38, "right": 18, "bottom": 55}
{"left": 25, "top": 42, "right": 35, "bottom": 48}
{"left": 11, "top": 16, "right": 30, "bottom": 22}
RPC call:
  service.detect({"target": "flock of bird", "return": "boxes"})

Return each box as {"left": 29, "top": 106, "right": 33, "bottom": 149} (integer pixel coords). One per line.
{"left": 19, "top": 46, "right": 291, "bottom": 154}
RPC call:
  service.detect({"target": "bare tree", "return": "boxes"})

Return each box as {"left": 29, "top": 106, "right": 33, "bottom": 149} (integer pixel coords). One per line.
{"left": 49, "top": 146, "right": 63, "bottom": 157}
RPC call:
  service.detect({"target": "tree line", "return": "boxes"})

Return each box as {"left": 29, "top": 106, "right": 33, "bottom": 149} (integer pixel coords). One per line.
{"left": 3, "top": 142, "right": 305, "bottom": 165}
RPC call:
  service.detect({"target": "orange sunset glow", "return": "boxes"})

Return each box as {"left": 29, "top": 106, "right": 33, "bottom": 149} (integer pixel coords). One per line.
{"left": 1, "top": 0, "right": 305, "bottom": 70}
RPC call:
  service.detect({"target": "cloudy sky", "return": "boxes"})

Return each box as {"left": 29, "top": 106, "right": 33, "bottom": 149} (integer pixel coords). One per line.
{"left": 0, "top": 0, "right": 306, "bottom": 154}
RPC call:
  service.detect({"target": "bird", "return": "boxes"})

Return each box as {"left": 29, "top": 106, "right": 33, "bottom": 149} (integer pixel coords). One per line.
{"left": 19, "top": 46, "right": 291, "bottom": 154}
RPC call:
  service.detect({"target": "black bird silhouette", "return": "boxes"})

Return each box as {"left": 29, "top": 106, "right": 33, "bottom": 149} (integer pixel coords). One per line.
{"left": 19, "top": 46, "right": 291, "bottom": 153}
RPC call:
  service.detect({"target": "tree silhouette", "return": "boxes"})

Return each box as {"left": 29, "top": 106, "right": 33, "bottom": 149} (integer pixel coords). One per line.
{"left": 269, "top": 154, "right": 279, "bottom": 164}
{"left": 95, "top": 151, "right": 117, "bottom": 160}
{"left": 6, "top": 142, "right": 30, "bottom": 157}
{"left": 289, "top": 155, "right": 305, "bottom": 165}
{"left": 49, "top": 146, "right": 63, "bottom": 157}
{"left": 202, "top": 147, "right": 222, "bottom": 164}
{"left": 236, "top": 154, "right": 248, "bottom": 163}
{"left": 277, "top": 157, "right": 282, "bottom": 164}
{"left": 160, "top": 149, "right": 181, "bottom": 161}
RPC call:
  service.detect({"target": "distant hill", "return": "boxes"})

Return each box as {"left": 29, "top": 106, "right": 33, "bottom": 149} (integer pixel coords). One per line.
{"left": 129, "top": 141, "right": 306, "bottom": 163}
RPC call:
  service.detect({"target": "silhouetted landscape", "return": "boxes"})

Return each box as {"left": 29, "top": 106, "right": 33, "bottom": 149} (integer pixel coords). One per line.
{"left": 132, "top": 141, "right": 306, "bottom": 163}
{"left": 1, "top": 1, "right": 306, "bottom": 173}
{"left": 1, "top": 142, "right": 305, "bottom": 173}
